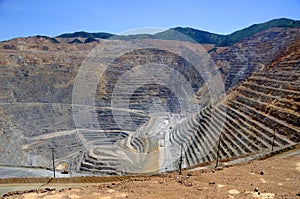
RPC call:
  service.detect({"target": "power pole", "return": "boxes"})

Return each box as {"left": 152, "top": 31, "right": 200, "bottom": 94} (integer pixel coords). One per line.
{"left": 178, "top": 144, "right": 183, "bottom": 175}
{"left": 215, "top": 132, "right": 222, "bottom": 168}
{"left": 51, "top": 148, "right": 56, "bottom": 178}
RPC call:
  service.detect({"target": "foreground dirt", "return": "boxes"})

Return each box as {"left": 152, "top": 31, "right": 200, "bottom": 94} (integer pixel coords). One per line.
{"left": 2, "top": 152, "right": 300, "bottom": 199}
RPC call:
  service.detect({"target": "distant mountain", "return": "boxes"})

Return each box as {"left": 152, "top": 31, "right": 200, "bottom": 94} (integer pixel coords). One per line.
{"left": 58, "top": 31, "right": 114, "bottom": 39}
{"left": 221, "top": 18, "right": 300, "bottom": 46}
{"left": 154, "top": 27, "right": 225, "bottom": 44}
{"left": 153, "top": 18, "right": 300, "bottom": 46}
{"left": 38, "top": 18, "right": 300, "bottom": 46}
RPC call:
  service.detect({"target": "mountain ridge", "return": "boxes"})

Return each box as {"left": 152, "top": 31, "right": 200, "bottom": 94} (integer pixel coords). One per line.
{"left": 53, "top": 18, "right": 300, "bottom": 46}
{"left": 2, "top": 18, "right": 299, "bottom": 46}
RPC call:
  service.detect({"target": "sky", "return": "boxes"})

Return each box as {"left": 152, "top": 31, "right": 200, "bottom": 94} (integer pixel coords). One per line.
{"left": 0, "top": 0, "right": 300, "bottom": 41}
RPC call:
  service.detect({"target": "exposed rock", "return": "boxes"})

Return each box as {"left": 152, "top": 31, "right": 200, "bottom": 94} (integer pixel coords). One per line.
{"left": 0, "top": 27, "right": 299, "bottom": 175}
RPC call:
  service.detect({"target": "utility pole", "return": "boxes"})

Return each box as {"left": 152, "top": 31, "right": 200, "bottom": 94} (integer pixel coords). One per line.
{"left": 178, "top": 144, "right": 183, "bottom": 175}
{"left": 51, "top": 148, "right": 56, "bottom": 178}
{"left": 215, "top": 132, "right": 222, "bottom": 168}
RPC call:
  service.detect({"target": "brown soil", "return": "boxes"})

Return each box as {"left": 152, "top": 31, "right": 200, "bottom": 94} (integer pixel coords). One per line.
{"left": 2, "top": 151, "right": 300, "bottom": 199}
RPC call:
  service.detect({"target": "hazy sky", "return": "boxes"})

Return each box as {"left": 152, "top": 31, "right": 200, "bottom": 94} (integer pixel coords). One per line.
{"left": 1, "top": 0, "right": 300, "bottom": 41}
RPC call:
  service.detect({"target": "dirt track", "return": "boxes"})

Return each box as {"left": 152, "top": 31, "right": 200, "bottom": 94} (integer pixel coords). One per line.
{"left": 2, "top": 151, "right": 300, "bottom": 199}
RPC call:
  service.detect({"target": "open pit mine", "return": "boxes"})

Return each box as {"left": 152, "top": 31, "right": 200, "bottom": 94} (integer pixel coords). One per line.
{"left": 0, "top": 23, "right": 299, "bottom": 176}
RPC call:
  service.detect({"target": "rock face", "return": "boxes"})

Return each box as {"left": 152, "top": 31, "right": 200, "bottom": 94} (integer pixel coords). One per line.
{"left": 0, "top": 27, "right": 299, "bottom": 175}
{"left": 171, "top": 32, "right": 300, "bottom": 169}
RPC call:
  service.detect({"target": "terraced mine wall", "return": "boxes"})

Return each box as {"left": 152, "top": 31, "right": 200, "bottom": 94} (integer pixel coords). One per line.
{"left": 170, "top": 36, "right": 300, "bottom": 170}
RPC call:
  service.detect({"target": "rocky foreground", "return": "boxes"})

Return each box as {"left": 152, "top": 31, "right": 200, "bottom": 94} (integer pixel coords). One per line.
{"left": 1, "top": 147, "right": 300, "bottom": 199}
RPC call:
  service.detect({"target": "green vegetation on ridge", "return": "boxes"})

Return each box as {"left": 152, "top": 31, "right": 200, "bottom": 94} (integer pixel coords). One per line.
{"left": 58, "top": 31, "right": 114, "bottom": 39}
{"left": 55, "top": 18, "right": 300, "bottom": 46}
{"left": 221, "top": 18, "right": 300, "bottom": 46}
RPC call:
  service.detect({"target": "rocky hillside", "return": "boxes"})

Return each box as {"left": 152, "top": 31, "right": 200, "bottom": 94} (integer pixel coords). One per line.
{"left": 0, "top": 21, "right": 299, "bottom": 175}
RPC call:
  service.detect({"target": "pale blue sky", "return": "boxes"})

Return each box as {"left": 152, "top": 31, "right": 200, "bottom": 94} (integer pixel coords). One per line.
{"left": 1, "top": 0, "right": 300, "bottom": 41}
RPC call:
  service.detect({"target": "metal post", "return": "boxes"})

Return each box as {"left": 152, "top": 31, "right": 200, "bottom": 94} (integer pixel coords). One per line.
{"left": 215, "top": 133, "right": 222, "bottom": 168}
{"left": 51, "top": 148, "right": 56, "bottom": 178}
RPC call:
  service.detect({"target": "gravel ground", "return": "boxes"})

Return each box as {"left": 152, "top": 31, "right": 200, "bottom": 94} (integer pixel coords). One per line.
{"left": 2, "top": 148, "right": 300, "bottom": 199}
